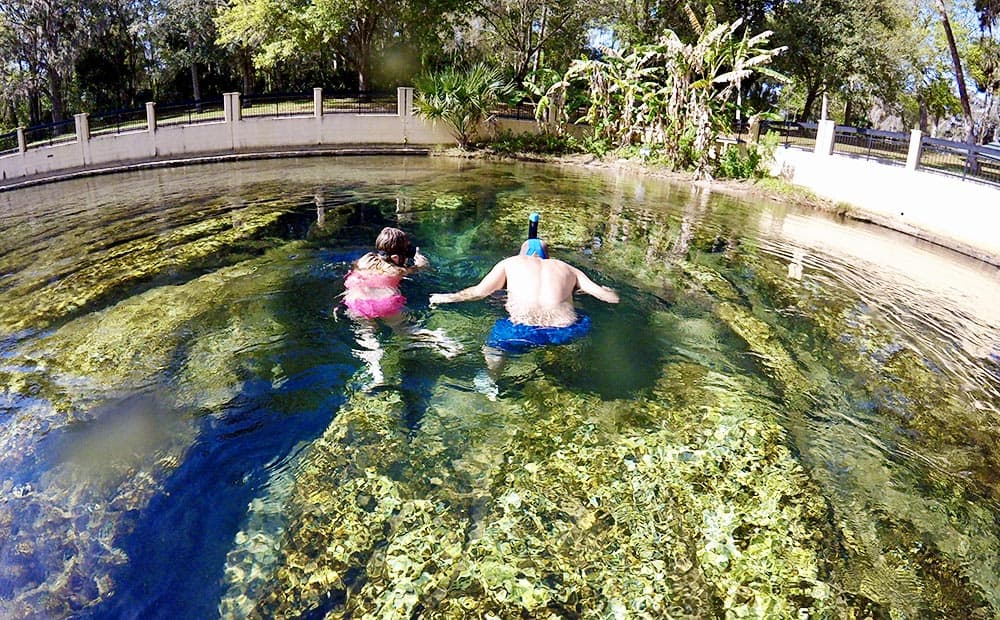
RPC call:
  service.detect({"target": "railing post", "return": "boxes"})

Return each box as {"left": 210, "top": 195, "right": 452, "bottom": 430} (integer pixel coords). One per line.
{"left": 224, "top": 92, "right": 241, "bottom": 123}
{"left": 146, "top": 102, "right": 157, "bottom": 133}
{"left": 398, "top": 87, "right": 414, "bottom": 117}
{"left": 905, "top": 129, "right": 922, "bottom": 170}
{"left": 16, "top": 127, "right": 26, "bottom": 153}
{"left": 75, "top": 113, "right": 91, "bottom": 165}
{"left": 814, "top": 119, "right": 835, "bottom": 155}
{"left": 314, "top": 87, "right": 323, "bottom": 118}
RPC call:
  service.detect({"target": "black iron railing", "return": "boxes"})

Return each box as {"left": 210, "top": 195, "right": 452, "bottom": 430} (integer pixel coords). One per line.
{"left": 156, "top": 99, "right": 226, "bottom": 126}
{"left": 832, "top": 126, "right": 909, "bottom": 165}
{"left": 494, "top": 102, "right": 538, "bottom": 121}
{"left": 242, "top": 92, "right": 314, "bottom": 118}
{"left": 89, "top": 106, "right": 148, "bottom": 136}
{"left": 920, "top": 138, "right": 1000, "bottom": 186}
{"left": 0, "top": 130, "right": 18, "bottom": 155}
{"left": 322, "top": 90, "right": 397, "bottom": 114}
{"left": 22, "top": 119, "right": 77, "bottom": 148}
{"left": 759, "top": 121, "right": 818, "bottom": 150}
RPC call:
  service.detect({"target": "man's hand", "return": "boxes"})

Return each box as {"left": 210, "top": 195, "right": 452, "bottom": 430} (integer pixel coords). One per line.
{"left": 429, "top": 293, "right": 452, "bottom": 305}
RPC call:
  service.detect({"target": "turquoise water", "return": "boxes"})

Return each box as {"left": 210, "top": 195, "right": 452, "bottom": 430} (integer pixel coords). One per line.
{"left": 1, "top": 156, "right": 999, "bottom": 618}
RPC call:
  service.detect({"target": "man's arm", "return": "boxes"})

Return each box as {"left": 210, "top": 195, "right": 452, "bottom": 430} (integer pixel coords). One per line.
{"left": 571, "top": 265, "right": 620, "bottom": 303}
{"left": 430, "top": 260, "right": 508, "bottom": 305}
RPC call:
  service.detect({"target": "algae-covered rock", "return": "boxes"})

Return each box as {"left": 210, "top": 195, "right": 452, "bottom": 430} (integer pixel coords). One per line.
{"left": 0, "top": 245, "right": 314, "bottom": 618}
{"left": 232, "top": 358, "right": 835, "bottom": 619}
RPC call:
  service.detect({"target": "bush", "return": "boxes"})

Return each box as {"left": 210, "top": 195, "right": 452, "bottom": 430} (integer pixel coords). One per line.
{"left": 485, "top": 130, "right": 582, "bottom": 156}
{"left": 714, "top": 131, "right": 781, "bottom": 179}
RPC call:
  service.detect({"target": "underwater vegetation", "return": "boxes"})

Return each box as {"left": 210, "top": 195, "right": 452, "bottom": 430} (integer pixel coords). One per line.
{"left": 1, "top": 158, "right": 998, "bottom": 618}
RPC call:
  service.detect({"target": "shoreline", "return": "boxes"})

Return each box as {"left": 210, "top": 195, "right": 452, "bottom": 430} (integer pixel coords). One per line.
{"left": 433, "top": 147, "right": 1000, "bottom": 269}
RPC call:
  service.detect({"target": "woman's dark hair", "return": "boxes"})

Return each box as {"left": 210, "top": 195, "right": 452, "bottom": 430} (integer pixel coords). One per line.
{"left": 375, "top": 227, "right": 416, "bottom": 262}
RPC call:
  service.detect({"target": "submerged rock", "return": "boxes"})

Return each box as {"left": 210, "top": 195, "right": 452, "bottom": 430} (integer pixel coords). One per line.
{"left": 224, "top": 357, "right": 835, "bottom": 618}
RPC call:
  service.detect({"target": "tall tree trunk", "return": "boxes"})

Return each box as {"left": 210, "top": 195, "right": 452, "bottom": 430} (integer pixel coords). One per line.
{"left": 533, "top": 4, "right": 548, "bottom": 74}
{"left": 802, "top": 82, "right": 820, "bottom": 122}
{"left": 47, "top": 71, "right": 65, "bottom": 123}
{"left": 29, "top": 91, "right": 41, "bottom": 126}
{"left": 240, "top": 49, "right": 255, "bottom": 95}
{"left": 919, "top": 99, "right": 929, "bottom": 133}
{"left": 188, "top": 34, "right": 201, "bottom": 101}
{"left": 935, "top": 0, "right": 979, "bottom": 170}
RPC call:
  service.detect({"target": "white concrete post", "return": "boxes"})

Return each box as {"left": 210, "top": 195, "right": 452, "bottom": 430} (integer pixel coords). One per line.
{"left": 16, "top": 127, "right": 26, "bottom": 153}
{"left": 146, "top": 102, "right": 157, "bottom": 133}
{"left": 231, "top": 93, "right": 242, "bottom": 122}
{"left": 75, "top": 113, "right": 91, "bottom": 165}
{"left": 905, "top": 129, "right": 923, "bottom": 171}
{"left": 814, "top": 119, "right": 835, "bottom": 156}
{"left": 314, "top": 88, "right": 323, "bottom": 118}
{"left": 223, "top": 93, "right": 233, "bottom": 123}
{"left": 398, "top": 87, "right": 414, "bottom": 117}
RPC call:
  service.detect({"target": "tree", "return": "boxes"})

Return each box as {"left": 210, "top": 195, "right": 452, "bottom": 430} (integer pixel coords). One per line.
{"left": 968, "top": 36, "right": 1000, "bottom": 140}
{"left": 466, "top": 0, "right": 593, "bottom": 84}
{"left": 0, "top": 0, "right": 96, "bottom": 123}
{"left": 156, "top": 0, "right": 231, "bottom": 101}
{"left": 76, "top": 0, "right": 156, "bottom": 109}
{"left": 769, "top": 0, "right": 902, "bottom": 121}
{"left": 934, "top": 0, "right": 977, "bottom": 146}
{"left": 217, "top": 0, "right": 457, "bottom": 92}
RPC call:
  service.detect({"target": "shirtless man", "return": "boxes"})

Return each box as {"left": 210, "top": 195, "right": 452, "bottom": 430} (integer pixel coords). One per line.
{"left": 429, "top": 243, "right": 618, "bottom": 368}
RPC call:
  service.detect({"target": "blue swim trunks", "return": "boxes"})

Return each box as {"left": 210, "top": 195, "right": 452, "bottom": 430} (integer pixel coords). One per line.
{"left": 486, "top": 314, "right": 591, "bottom": 353}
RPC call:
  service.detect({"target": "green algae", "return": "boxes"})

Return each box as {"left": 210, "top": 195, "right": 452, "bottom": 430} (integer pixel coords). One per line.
{"left": 0, "top": 207, "right": 287, "bottom": 333}
{"left": 229, "top": 356, "right": 836, "bottom": 619}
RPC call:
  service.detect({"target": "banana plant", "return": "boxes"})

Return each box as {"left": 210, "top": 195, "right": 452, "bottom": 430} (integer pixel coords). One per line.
{"left": 563, "top": 4, "right": 786, "bottom": 178}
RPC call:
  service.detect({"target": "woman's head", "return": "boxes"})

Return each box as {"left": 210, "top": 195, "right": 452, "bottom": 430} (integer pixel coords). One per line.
{"left": 375, "top": 227, "right": 416, "bottom": 265}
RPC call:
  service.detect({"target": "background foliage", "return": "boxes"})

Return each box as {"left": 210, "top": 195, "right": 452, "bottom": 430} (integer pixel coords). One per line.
{"left": 0, "top": 0, "right": 997, "bottom": 144}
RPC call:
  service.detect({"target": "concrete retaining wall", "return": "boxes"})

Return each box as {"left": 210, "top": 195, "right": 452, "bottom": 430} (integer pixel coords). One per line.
{"left": 0, "top": 88, "right": 498, "bottom": 189}
{"left": 772, "top": 146, "right": 1000, "bottom": 264}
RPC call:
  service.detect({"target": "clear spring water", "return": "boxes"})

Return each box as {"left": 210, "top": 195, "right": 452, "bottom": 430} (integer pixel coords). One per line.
{"left": 1, "top": 156, "right": 999, "bottom": 618}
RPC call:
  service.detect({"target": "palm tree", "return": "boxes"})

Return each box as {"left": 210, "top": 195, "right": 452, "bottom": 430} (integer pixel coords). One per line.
{"left": 413, "top": 64, "right": 513, "bottom": 149}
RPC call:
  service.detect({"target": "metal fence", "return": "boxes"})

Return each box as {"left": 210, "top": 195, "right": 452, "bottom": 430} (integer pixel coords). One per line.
{"left": 242, "top": 92, "right": 314, "bottom": 118}
{"left": 832, "top": 126, "right": 909, "bottom": 165}
{"left": 89, "top": 106, "right": 148, "bottom": 136}
{"left": 22, "top": 119, "right": 78, "bottom": 148}
{"left": 759, "top": 121, "right": 818, "bottom": 151}
{"left": 156, "top": 99, "right": 227, "bottom": 127}
{"left": 494, "top": 102, "right": 538, "bottom": 121}
{"left": 0, "top": 130, "right": 17, "bottom": 155}
{"left": 919, "top": 138, "right": 1000, "bottom": 186}
{"left": 322, "top": 91, "right": 397, "bottom": 114}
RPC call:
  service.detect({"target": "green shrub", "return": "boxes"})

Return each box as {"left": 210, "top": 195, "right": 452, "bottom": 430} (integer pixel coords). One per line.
{"left": 485, "top": 130, "right": 582, "bottom": 156}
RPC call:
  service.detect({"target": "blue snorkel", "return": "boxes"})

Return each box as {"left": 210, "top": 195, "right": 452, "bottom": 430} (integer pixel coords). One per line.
{"left": 524, "top": 212, "right": 548, "bottom": 258}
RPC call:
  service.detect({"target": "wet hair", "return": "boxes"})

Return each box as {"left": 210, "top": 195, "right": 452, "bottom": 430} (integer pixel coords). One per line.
{"left": 375, "top": 227, "right": 410, "bottom": 256}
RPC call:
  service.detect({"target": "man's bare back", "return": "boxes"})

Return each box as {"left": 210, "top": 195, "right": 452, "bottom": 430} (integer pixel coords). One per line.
{"left": 429, "top": 253, "right": 619, "bottom": 326}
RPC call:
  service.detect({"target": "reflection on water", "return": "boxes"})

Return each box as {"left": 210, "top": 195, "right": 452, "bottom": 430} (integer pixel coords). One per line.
{"left": 1, "top": 157, "right": 999, "bottom": 618}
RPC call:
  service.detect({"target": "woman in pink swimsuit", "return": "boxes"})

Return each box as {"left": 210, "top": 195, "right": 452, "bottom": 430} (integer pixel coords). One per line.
{"left": 342, "top": 227, "right": 428, "bottom": 321}
{"left": 342, "top": 227, "right": 460, "bottom": 388}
